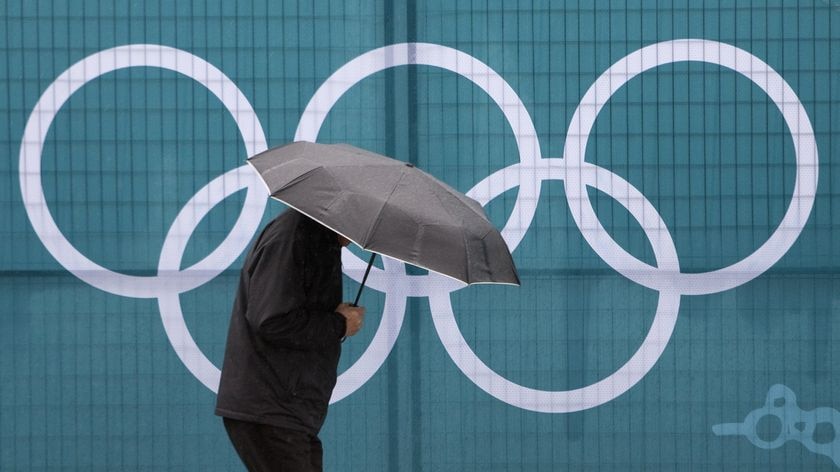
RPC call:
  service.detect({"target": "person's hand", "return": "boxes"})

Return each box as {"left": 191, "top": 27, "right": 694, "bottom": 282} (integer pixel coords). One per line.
{"left": 335, "top": 303, "right": 365, "bottom": 337}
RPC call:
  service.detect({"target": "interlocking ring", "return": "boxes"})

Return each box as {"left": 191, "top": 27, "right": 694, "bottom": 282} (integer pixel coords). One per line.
{"left": 19, "top": 44, "right": 269, "bottom": 389}
{"left": 20, "top": 40, "right": 818, "bottom": 411}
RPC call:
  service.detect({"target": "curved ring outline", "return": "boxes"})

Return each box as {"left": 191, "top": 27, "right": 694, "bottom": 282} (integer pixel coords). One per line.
{"left": 563, "top": 39, "right": 819, "bottom": 296}
{"left": 19, "top": 40, "right": 819, "bottom": 410}
{"left": 293, "top": 42, "right": 543, "bottom": 402}
{"left": 18, "top": 44, "right": 269, "bottom": 299}
{"left": 18, "top": 44, "right": 270, "bottom": 390}
{"left": 429, "top": 39, "right": 817, "bottom": 412}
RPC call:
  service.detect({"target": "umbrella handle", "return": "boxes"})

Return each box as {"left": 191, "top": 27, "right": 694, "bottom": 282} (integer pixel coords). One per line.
{"left": 352, "top": 253, "right": 377, "bottom": 307}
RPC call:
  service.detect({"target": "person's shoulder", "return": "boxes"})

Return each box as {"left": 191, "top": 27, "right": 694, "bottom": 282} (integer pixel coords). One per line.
{"left": 253, "top": 211, "right": 300, "bottom": 251}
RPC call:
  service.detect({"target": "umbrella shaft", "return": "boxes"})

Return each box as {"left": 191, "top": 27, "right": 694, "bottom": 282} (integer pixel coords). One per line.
{"left": 352, "top": 253, "right": 377, "bottom": 307}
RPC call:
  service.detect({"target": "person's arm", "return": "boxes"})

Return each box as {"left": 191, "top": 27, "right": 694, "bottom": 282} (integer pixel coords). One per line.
{"left": 244, "top": 240, "right": 347, "bottom": 350}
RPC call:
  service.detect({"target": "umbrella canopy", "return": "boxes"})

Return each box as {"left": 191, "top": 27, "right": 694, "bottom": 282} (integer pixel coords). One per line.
{"left": 247, "top": 141, "right": 520, "bottom": 286}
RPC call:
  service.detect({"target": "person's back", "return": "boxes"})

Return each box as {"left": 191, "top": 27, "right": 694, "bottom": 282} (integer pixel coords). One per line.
{"left": 216, "top": 210, "right": 364, "bottom": 471}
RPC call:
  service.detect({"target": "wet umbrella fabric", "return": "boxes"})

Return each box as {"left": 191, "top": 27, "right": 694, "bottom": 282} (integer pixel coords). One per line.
{"left": 247, "top": 141, "right": 520, "bottom": 298}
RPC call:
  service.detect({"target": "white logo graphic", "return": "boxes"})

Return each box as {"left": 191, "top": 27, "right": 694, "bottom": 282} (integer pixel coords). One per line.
{"left": 19, "top": 40, "right": 818, "bottom": 412}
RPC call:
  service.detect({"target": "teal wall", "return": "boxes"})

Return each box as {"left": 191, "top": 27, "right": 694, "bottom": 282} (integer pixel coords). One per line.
{"left": 2, "top": 1, "right": 840, "bottom": 470}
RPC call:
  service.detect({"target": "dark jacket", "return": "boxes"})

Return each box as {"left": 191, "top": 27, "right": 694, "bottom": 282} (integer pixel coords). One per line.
{"left": 215, "top": 210, "right": 347, "bottom": 435}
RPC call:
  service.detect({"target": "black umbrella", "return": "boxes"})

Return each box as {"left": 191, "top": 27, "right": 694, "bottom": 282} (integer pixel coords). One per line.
{"left": 247, "top": 141, "right": 520, "bottom": 303}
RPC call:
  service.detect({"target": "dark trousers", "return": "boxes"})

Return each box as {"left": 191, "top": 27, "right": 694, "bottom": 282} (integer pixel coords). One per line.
{"left": 223, "top": 417, "right": 323, "bottom": 472}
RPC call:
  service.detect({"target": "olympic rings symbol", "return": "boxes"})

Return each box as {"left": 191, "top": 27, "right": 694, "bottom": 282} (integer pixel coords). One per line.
{"left": 19, "top": 40, "right": 818, "bottom": 413}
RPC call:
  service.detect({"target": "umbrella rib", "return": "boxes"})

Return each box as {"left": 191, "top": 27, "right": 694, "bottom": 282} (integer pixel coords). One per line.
{"left": 415, "top": 166, "right": 487, "bottom": 220}
{"left": 425, "top": 175, "right": 475, "bottom": 233}
{"left": 275, "top": 165, "right": 324, "bottom": 192}
{"left": 362, "top": 170, "right": 407, "bottom": 246}
{"left": 461, "top": 224, "right": 471, "bottom": 284}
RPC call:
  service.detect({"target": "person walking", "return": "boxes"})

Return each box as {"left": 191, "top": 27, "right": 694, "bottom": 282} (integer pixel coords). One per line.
{"left": 215, "top": 209, "right": 365, "bottom": 471}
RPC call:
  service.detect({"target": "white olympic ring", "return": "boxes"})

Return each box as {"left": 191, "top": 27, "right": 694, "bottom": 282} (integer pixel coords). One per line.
{"left": 562, "top": 40, "right": 818, "bottom": 296}
{"left": 18, "top": 44, "right": 270, "bottom": 389}
{"left": 294, "top": 43, "right": 542, "bottom": 401}
{"left": 19, "top": 44, "right": 269, "bottom": 298}
{"left": 19, "top": 40, "right": 818, "bottom": 412}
